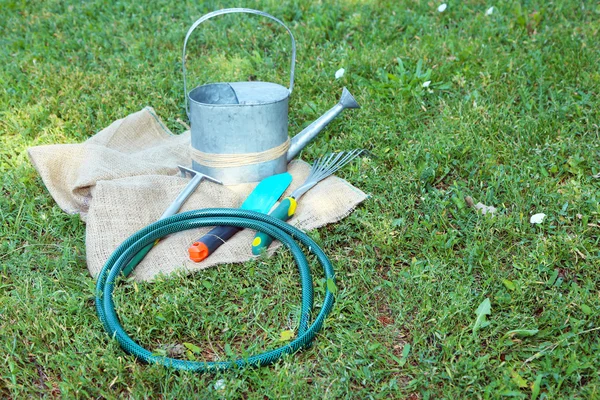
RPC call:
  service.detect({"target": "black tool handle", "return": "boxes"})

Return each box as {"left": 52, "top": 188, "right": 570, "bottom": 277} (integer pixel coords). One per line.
{"left": 188, "top": 226, "right": 243, "bottom": 262}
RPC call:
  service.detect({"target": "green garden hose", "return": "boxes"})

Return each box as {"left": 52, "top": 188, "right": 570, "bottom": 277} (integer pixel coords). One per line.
{"left": 95, "top": 208, "right": 335, "bottom": 372}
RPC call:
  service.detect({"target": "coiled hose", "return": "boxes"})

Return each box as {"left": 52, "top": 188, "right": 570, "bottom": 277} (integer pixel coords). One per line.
{"left": 95, "top": 208, "right": 335, "bottom": 371}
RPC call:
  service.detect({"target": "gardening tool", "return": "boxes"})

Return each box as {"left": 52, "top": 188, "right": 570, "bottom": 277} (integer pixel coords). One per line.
{"left": 252, "top": 150, "right": 363, "bottom": 255}
{"left": 183, "top": 8, "right": 361, "bottom": 185}
{"left": 122, "top": 166, "right": 221, "bottom": 275}
{"left": 188, "top": 172, "right": 292, "bottom": 262}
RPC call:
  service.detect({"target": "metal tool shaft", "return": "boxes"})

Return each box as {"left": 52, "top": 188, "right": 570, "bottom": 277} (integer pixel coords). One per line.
{"left": 122, "top": 166, "right": 221, "bottom": 276}
{"left": 160, "top": 166, "right": 222, "bottom": 219}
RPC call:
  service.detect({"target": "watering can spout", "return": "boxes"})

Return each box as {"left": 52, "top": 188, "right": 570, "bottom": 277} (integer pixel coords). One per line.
{"left": 286, "top": 87, "right": 360, "bottom": 162}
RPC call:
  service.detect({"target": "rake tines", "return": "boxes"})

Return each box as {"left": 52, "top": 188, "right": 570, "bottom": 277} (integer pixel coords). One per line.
{"left": 307, "top": 149, "right": 364, "bottom": 184}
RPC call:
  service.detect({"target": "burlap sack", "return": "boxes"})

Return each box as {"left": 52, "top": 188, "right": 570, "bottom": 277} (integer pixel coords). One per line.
{"left": 28, "top": 107, "right": 367, "bottom": 281}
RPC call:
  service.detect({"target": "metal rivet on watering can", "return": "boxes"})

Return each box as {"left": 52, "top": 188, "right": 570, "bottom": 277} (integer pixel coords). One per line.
{"left": 183, "top": 8, "right": 360, "bottom": 185}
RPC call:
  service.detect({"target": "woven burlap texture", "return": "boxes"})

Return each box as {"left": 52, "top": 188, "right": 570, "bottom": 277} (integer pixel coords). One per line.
{"left": 28, "top": 107, "right": 367, "bottom": 281}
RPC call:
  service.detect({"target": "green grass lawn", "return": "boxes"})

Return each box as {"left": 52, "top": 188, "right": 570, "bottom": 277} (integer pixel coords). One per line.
{"left": 2, "top": 0, "right": 599, "bottom": 398}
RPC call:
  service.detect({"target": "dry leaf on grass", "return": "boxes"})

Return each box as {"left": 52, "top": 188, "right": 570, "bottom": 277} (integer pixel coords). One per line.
{"left": 465, "top": 196, "right": 497, "bottom": 216}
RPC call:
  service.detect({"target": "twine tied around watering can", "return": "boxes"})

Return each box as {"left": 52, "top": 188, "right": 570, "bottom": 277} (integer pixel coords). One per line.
{"left": 183, "top": 8, "right": 360, "bottom": 185}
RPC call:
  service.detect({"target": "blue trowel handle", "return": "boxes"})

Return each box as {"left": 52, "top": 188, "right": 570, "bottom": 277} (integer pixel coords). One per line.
{"left": 188, "top": 226, "right": 242, "bottom": 262}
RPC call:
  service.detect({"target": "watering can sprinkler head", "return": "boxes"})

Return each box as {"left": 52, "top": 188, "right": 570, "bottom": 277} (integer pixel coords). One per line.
{"left": 286, "top": 87, "right": 360, "bottom": 162}
{"left": 338, "top": 87, "right": 361, "bottom": 109}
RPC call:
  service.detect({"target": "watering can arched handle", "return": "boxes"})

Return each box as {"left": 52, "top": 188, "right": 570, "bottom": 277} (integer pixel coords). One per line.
{"left": 182, "top": 8, "right": 297, "bottom": 117}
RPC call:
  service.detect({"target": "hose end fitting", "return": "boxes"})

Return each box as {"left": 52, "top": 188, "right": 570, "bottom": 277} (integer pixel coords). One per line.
{"left": 188, "top": 242, "right": 209, "bottom": 262}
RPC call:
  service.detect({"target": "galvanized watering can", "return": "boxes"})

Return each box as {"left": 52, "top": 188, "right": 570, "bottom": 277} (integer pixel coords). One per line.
{"left": 183, "top": 8, "right": 360, "bottom": 184}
